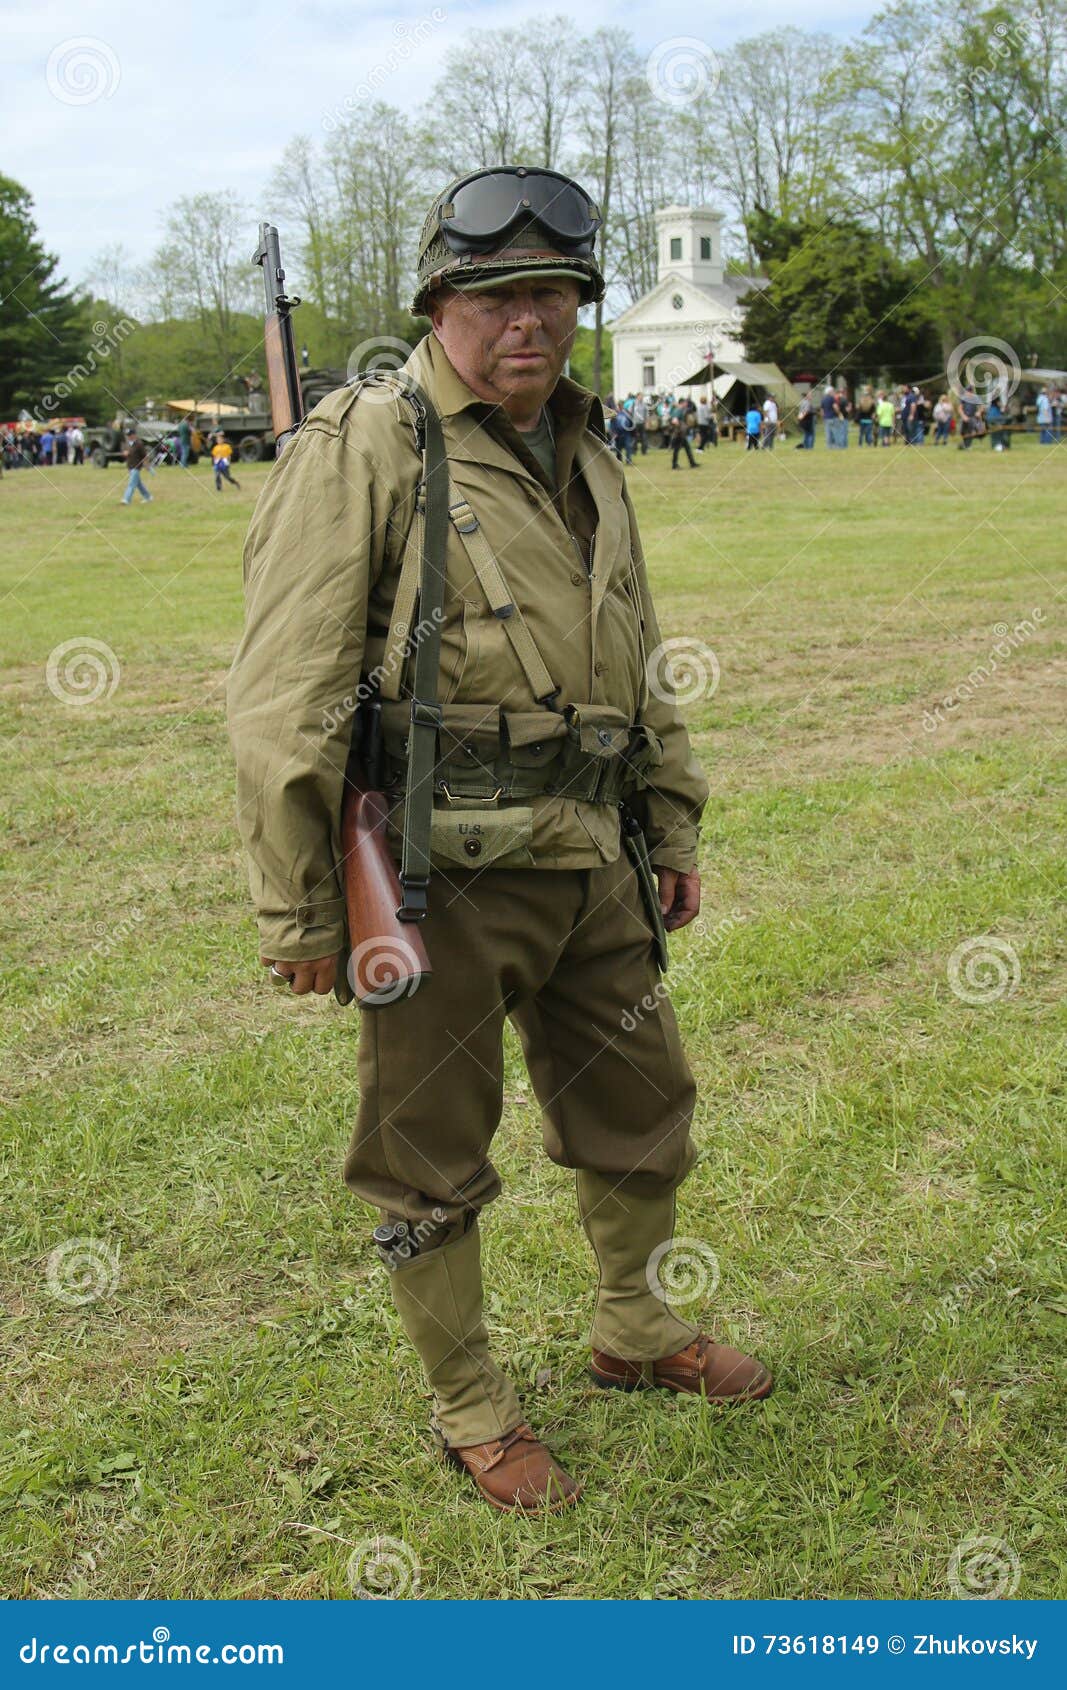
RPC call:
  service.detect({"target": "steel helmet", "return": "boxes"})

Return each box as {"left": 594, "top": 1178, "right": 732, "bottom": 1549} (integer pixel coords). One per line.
{"left": 411, "top": 165, "right": 606, "bottom": 315}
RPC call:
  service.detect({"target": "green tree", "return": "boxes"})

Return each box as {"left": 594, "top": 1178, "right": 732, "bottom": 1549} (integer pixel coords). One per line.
{"left": 567, "top": 323, "right": 611, "bottom": 390}
{"left": 716, "top": 28, "right": 850, "bottom": 260}
{"left": 740, "top": 209, "right": 940, "bottom": 381}
{"left": 148, "top": 192, "right": 256, "bottom": 387}
{"left": 271, "top": 108, "right": 428, "bottom": 369}
{"left": 0, "top": 175, "right": 91, "bottom": 416}
{"left": 843, "top": 0, "right": 1067, "bottom": 361}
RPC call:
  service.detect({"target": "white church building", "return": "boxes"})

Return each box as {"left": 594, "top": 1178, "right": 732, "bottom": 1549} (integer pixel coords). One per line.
{"left": 610, "top": 205, "right": 767, "bottom": 402}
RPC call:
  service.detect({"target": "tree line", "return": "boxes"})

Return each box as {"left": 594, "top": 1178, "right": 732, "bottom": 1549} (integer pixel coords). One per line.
{"left": 4, "top": 1, "right": 1067, "bottom": 419}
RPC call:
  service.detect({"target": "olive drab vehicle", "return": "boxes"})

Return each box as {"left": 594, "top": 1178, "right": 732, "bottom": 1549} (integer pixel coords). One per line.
{"left": 83, "top": 368, "right": 349, "bottom": 467}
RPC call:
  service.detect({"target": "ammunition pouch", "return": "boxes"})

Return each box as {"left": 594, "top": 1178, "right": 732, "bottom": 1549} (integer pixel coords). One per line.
{"left": 378, "top": 700, "right": 664, "bottom": 809}
{"left": 429, "top": 805, "right": 534, "bottom": 868}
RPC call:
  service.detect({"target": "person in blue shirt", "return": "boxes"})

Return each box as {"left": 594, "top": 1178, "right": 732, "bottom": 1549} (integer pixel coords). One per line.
{"left": 987, "top": 397, "right": 1009, "bottom": 450}
{"left": 745, "top": 406, "right": 762, "bottom": 451}
{"left": 609, "top": 406, "right": 635, "bottom": 465}
{"left": 1036, "top": 389, "right": 1053, "bottom": 444}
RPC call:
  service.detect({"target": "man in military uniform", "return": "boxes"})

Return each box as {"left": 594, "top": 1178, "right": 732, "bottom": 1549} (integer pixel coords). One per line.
{"left": 226, "top": 166, "right": 771, "bottom": 1514}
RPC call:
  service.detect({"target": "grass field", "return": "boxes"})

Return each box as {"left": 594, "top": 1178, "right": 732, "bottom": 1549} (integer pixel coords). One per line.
{"left": 1, "top": 435, "right": 1064, "bottom": 1600}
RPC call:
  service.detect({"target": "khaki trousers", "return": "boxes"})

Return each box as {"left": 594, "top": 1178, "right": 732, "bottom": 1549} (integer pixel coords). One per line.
{"left": 343, "top": 847, "right": 697, "bottom": 1233}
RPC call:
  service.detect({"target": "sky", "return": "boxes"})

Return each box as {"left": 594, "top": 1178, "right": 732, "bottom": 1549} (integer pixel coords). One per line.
{"left": 4, "top": 0, "right": 875, "bottom": 294}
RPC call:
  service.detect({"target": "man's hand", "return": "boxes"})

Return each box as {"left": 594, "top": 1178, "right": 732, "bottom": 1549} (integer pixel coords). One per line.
{"left": 261, "top": 954, "right": 337, "bottom": 995}
{"left": 655, "top": 867, "right": 701, "bottom": 932}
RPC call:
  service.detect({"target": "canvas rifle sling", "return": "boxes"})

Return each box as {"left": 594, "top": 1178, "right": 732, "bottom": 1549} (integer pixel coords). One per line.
{"left": 389, "top": 373, "right": 449, "bottom": 920}
{"left": 347, "top": 370, "right": 449, "bottom": 919}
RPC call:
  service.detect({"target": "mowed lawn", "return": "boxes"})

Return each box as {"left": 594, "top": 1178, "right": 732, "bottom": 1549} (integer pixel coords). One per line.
{"left": 1, "top": 434, "right": 1064, "bottom": 1601}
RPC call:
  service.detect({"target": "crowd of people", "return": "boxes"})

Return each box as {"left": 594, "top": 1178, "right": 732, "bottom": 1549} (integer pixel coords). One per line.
{"left": 2, "top": 416, "right": 244, "bottom": 494}
{"left": 603, "top": 381, "right": 1066, "bottom": 459}
{"left": 6, "top": 379, "right": 1065, "bottom": 482}
{"left": 793, "top": 382, "right": 1064, "bottom": 451}
{"left": 2, "top": 422, "right": 86, "bottom": 468}
{"left": 604, "top": 392, "right": 723, "bottom": 469}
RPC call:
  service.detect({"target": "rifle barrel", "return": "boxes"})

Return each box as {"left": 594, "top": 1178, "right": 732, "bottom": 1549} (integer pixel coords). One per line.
{"left": 255, "top": 220, "right": 304, "bottom": 451}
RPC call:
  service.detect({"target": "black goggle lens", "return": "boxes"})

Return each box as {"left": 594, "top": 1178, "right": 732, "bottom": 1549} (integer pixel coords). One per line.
{"left": 444, "top": 172, "right": 599, "bottom": 253}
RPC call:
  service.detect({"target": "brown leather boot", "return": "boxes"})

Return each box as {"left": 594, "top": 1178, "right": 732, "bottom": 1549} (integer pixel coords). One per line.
{"left": 444, "top": 1422, "right": 583, "bottom": 1513}
{"left": 590, "top": 1334, "right": 772, "bottom": 1401}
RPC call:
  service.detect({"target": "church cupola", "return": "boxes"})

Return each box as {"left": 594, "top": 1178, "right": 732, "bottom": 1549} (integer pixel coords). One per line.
{"left": 656, "top": 205, "right": 725, "bottom": 288}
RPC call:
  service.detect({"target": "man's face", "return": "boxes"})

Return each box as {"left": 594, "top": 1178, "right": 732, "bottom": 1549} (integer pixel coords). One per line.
{"left": 430, "top": 271, "right": 581, "bottom": 418}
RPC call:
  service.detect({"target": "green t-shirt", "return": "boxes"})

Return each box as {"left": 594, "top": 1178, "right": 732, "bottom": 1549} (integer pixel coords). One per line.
{"left": 519, "top": 406, "right": 557, "bottom": 492}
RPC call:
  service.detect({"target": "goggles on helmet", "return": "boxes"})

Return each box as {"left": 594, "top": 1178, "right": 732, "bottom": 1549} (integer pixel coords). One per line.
{"left": 436, "top": 167, "right": 601, "bottom": 258}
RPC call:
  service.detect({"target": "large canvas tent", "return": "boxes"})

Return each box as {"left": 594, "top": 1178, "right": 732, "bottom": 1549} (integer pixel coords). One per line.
{"left": 678, "top": 358, "right": 804, "bottom": 416}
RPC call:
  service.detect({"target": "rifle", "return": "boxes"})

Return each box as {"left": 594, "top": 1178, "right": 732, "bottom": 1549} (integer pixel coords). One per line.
{"left": 253, "top": 221, "right": 431, "bottom": 1007}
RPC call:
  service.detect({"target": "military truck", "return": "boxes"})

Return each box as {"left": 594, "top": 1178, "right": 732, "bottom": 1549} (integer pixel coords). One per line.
{"left": 83, "top": 369, "right": 348, "bottom": 468}
{"left": 84, "top": 416, "right": 184, "bottom": 467}
{"left": 171, "top": 368, "right": 349, "bottom": 462}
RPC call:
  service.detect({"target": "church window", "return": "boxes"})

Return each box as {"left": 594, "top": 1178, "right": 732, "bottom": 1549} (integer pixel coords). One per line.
{"left": 700, "top": 236, "right": 712, "bottom": 260}
{"left": 669, "top": 237, "right": 682, "bottom": 261}
{"left": 671, "top": 293, "right": 684, "bottom": 310}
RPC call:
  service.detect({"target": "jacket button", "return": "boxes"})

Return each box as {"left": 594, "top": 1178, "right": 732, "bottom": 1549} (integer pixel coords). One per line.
{"left": 464, "top": 837, "right": 482, "bottom": 857}
{"left": 571, "top": 571, "right": 583, "bottom": 585}
{"left": 594, "top": 661, "right": 606, "bottom": 676}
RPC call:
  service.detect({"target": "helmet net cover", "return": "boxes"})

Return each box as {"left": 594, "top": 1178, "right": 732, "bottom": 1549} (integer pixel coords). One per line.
{"left": 412, "top": 204, "right": 605, "bottom": 316}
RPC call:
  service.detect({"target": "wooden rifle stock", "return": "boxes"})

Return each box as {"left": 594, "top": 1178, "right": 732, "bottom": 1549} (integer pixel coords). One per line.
{"left": 339, "top": 780, "right": 431, "bottom": 1005}
{"left": 263, "top": 313, "right": 300, "bottom": 441}
{"left": 254, "top": 218, "right": 432, "bottom": 1004}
